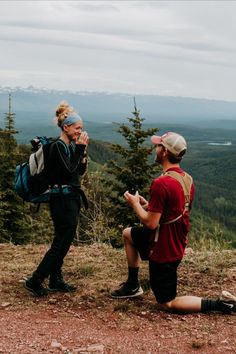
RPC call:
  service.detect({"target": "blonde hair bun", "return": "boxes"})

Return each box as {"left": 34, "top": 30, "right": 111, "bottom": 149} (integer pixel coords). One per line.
{"left": 55, "top": 101, "right": 75, "bottom": 128}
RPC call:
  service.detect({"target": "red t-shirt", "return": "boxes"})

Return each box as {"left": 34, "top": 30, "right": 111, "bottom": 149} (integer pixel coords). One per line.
{"left": 147, "top": 167, "right": 194, "bottom": 263}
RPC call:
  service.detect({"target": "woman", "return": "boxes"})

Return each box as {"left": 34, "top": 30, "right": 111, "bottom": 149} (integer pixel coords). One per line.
{"left": 24, "top": 101, "right": 89, "bottom": 296}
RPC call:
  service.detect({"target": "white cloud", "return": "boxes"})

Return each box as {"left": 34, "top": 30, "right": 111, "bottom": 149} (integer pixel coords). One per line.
{"left": 0, "top": 0, "right": 236, "bottom": 101}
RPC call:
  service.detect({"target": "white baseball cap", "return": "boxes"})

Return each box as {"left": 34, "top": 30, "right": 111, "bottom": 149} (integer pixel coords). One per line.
{"left": 151, "top": 132, "right": 187, "bottom": 156}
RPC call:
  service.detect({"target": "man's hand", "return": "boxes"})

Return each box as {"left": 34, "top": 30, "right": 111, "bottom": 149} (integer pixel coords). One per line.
{"left": 124, "top": 190, "right": 140, "bottom": 208}
{"left": 124, "top": 190, "right": 161, "bottom": 229}
{"left": 139, "top": 195, "right": 149, "bottom": 209}
{"left": 124, "top": 192, "right": 148, "bottom": 209}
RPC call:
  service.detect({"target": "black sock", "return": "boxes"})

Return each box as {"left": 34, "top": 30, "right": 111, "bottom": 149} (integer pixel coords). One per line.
{"left": 127, "top": 267, "right": 139, "bottom": 285}
{"left": 201, "top": 299, "right": 218, "bottom": 312}
{"left": 201, "top": 299, "right": 232, "bottom": 313}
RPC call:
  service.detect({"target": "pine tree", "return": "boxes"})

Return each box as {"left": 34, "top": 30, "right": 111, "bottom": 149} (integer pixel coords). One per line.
{"left": 105, "top": 99, "right": 160, "bottom": 228}
{"left": 0, "top": 94, "right": 29, "bottom": 243}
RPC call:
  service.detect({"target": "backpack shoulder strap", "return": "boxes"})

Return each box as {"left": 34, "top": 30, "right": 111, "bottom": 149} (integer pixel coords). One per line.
{"left": 153, "top": 171, "right": 193, "bottom": 243}
{"left": 56, "top": 139, "right": 70, "bottom": 157}
{"left": 164, "top": 170, "right": 192, "bottom": 205}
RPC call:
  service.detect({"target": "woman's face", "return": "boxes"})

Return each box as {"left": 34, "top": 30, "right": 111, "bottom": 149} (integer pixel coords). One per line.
{"left": 64, "top": 121, "right": 83, "bottom": 141}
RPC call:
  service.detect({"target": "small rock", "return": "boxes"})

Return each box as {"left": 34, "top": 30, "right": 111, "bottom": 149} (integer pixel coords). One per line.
{"left": 74, "top": 348, "right": 86, "bottom": 352}
{"left": 87, "top": 344, "right": 104, "bottom": 352}
{"left": 184, "top": 247, "right": 194, "bottom": 255}
{"left": 48, "top": 298, "right": 57, "bottom": 304}
{"left": 1, "top": 302, "right": 11, "bottom": 308}
{"left": 208, "top": 340, "right": 215, "bottom": 346}
{"left": 51, "top": 339, "right": 62, "bottom": 349}
{"left": 221, "top": 339, "right": 228, "bottom": 344}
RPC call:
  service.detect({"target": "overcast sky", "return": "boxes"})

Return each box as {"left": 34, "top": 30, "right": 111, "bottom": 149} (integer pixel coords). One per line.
{"left": 1, "top": 1, "right": 236, "bottom": 102}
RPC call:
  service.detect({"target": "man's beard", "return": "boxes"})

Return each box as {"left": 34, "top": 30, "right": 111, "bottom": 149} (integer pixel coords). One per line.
{"left": 155, "top": 151, "right": 164, "bottom": 164}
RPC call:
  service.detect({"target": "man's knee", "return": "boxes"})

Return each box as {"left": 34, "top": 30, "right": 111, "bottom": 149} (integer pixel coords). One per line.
{"left": 122, "top": 227, "right": 133, "bottom": 243}
{"left": 159, "top": 300, "right": 173, "bottom": 311}
{"left": 158, "top": 298, "right": 184, "bottom": 313}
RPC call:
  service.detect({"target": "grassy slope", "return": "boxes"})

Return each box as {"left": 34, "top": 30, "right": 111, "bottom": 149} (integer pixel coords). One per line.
{"left": 1, "top": 243, "right": 235, "bottom": 310}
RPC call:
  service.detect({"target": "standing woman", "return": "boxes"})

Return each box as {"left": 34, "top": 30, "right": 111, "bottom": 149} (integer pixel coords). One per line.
{"left": 24, "top": 101, "right": 89, "bottom": 297}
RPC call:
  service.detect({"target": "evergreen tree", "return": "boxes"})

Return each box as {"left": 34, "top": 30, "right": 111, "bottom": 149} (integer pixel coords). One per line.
{"left": 0, "top": 94, "right": 29, "bottom": 243}
{"left": 105, "top": 99, "right": 160, "bottom": 228}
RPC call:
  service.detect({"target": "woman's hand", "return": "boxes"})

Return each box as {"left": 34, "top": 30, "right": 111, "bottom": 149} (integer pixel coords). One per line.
{"left": 76, "top": 131, "right": 89, "bottom": 145}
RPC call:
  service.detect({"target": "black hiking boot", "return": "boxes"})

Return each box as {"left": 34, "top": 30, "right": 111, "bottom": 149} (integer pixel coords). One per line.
{"left": 24, "top": 277, "right": 48, "bottom": 297}
{"left": 48, "top": 277, "right": 77, "bottom": 292}
{"left": 111, "top": 281, "right": 143, "bottom": 299}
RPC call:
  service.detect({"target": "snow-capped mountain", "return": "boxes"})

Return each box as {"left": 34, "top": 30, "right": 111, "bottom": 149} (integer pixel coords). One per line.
{"left": 0, "top": 86, "right": 236, "bottom": 128}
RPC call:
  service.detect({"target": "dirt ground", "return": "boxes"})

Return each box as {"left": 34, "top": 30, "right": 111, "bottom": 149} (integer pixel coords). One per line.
{"left": 1, "top": 301, "right": 236, "bottom": 354}
{"left": 0, "top": 244, "right": 235, "bottom": 354}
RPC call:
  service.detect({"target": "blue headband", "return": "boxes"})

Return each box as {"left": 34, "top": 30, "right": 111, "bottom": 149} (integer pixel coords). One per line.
{"left": 61, "top": 113, "right": 82, "bottom": 129}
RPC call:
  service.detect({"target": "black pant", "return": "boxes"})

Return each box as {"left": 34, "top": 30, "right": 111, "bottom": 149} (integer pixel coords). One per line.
{"left": 34, "top": 194, "right": 81, "bottom": 281}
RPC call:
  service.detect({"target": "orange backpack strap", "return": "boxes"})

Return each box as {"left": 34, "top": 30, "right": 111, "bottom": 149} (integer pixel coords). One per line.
{"left": 164, "top": 170, "right": 193, "bottom": 210}
{"left": 152, "top": 171, "right": 193, "bottom": 244}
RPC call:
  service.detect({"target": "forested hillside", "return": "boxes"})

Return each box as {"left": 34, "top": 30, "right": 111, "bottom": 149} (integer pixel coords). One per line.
{"left": 182, "top": 142, "right": 236, "bottom": 238}
{"left": 0, "top": 94, "right": 235, "bottom": 248}
{"left": 1, "top": 134, "right": 235, "bottom": 247}
{"left": 87, "top": 139, "right": 236, "bottom": 247}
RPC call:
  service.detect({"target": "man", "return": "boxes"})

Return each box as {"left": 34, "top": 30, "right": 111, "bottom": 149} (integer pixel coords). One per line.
{"left": 111, "top": 132, "right": 236, "bottom": 314}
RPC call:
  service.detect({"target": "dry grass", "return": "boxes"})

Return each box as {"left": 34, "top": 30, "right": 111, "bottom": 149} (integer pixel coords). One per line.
{"left": 0, "top": 243, "right": 235, "bottom": 313}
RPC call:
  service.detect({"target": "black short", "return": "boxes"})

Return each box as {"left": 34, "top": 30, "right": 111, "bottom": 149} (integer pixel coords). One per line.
{"left": 149, "top": 260, "right": 180, "bottom": 303}
{"left": 131, "top": 226, "right": 153, "bottom": 260}
{"left": 131, "top": 226, "right": 181, "bottom": 303}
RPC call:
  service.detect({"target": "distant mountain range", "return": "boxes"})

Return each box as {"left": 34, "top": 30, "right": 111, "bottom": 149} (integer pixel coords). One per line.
{"left": 0, "top": 86, "right": 236, "bottom": 124}
{"left": 0, "top": 86, "right": 236, "bottom": 143}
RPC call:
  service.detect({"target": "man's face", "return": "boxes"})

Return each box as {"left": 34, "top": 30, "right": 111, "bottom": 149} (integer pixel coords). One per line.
{"left": 155, "top": 144, "right": 166, "bottom": 164}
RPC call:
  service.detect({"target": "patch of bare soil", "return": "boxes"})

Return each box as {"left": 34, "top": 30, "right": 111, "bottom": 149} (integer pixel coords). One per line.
{"left": 0, "top": 244, "right": 235, "bottom": 354}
